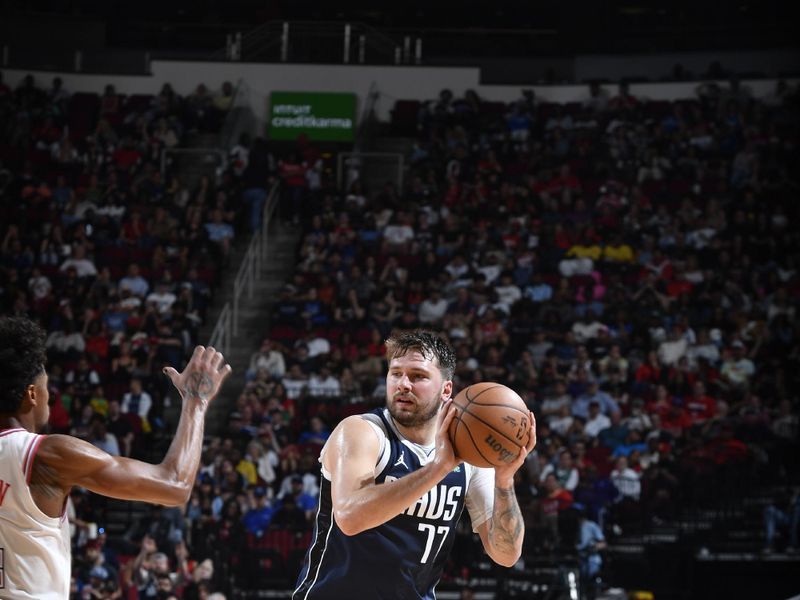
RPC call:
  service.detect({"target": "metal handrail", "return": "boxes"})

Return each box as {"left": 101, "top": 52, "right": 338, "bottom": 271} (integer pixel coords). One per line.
{"left": 231, "top": 182, "right": 280, "bottom": 336}
{"left": 336, "top": 151, "right": 404, "bottom": 191}
{"left": 354, "top": 81, "right": 379, "bottom": 152}
{"left": 219, "top": 19, "right": 404, "bottom": 64}
{"left": 208, "top": 302, "right": 232, "bottom": 356}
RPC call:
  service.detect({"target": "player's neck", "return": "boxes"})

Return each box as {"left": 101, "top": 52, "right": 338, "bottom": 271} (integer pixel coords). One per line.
{"left": 0, "top": 414, "right": 28, "bottom": 432}
{"left": 391, "top": 416, "right": 436, "bottom": 447}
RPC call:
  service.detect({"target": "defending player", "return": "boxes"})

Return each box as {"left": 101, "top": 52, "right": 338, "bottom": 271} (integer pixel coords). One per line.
{"left": 293, "top": 330, "right": 536, "bottom": 599}
{"left": 0, "top": 316, "right": 231, "bottom": 599}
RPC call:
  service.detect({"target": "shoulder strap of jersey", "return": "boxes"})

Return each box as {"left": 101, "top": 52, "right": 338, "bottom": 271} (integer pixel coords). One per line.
{"left": 374, "top": 408, "right": 401, "bottom": 443}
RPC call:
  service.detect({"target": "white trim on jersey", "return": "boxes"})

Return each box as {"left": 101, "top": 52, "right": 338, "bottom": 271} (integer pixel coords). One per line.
{"left": 297, "top": 492, "right": 335, "bottom": 600}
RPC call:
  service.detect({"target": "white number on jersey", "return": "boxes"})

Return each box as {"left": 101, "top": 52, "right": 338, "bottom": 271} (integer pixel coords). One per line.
{"left": 418, "top": 524, "right": 450, "bottom": 564}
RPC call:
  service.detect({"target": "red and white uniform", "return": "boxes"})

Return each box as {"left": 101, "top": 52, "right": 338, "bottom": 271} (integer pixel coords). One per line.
{"left": 0, "top": 428, "right": 70, "bottom": 599}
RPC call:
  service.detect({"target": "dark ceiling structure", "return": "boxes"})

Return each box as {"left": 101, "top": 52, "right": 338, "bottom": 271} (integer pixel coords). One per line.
{"left": 0, "top": 0, "right": 797, "bottom": 56}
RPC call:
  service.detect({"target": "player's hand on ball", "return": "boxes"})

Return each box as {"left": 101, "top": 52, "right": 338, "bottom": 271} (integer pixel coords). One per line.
{"left": 433, "top": 399, "right": 460, "bottom": 476}
{"left": 495, "top": 411, "right": 536, "bottom": 488}
{"left": 163, "top": 345, "right": 232, "bottom": 407}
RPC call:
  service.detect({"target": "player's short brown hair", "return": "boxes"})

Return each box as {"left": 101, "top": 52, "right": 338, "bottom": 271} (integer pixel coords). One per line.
{"left": 385, "top": 330, "right": 456, "bottom": 381}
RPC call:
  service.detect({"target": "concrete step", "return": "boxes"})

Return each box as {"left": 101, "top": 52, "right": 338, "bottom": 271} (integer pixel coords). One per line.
{"left": 165, "top": 222, "right": 301, "bottom": 437}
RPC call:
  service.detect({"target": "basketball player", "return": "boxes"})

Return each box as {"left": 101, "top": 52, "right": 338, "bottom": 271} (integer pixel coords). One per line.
{"left": 293, "top": 330, "right": 536, "bottom": 599}
{"left": 0, "top": 316, "right": 231, "bottom": 599}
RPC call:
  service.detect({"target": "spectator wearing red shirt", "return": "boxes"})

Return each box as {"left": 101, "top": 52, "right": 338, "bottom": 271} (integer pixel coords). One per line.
{"left": 685, "top": 381, "right": 716, "bottom": 423}
{"left": 659, "top": 400, "right": 693, "bottom": 438}
{"left": 635, "top": 350, "right": 663, "bottom": 385}
{"left": 112, "top": 137, "right": 142, "bottom": 171}
{"left": 540, "top": 472, "right": 574, "bottom": 549}
{"left": 121, "top": 210, "right": 146, "bottom": 245}
{"left": 546, "top": 164, "right": 582, "bottom": 195}
{"left": 278, "top": 152, "right": 308, "bottom": 224}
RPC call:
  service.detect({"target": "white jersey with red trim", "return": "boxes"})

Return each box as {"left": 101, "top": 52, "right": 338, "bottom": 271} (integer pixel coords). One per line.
{"left": 0, "top": 428, "right": 71, "bottom": 599}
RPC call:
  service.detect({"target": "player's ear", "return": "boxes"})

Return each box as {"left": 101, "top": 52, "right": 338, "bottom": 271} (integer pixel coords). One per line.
{"left": 21, "top": 383, "right": 37, "bottom": 410}
{"left": 441, "top": 380, "right": 453, "bottom": 401}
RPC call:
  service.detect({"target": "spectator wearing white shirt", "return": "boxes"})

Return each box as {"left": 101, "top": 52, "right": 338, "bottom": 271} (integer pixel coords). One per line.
{"left": 539, "top": 450, "right": 580, "bottom": 492}
{"left": 382, "top": 213, "right": 415, "bottom": 253}
{"left": 687, "top": 328, "right": 720, "bottom": 367}
{"left": 610, "top": 456, "right": 641, "bottom": 501}
{"left": 282, "top": 364, "right": 309, "bottom": 400}
{"left": 146, "top": 282, "right": 177, "bottom": 315}
{"left": 584, "top": 401, "right": 612, "bottom": 437}
{"left": 59, "top": 244, "right": 97, "bottom": 278}
{"left": 251, "top": 432, "right": 281, "bottom": 488}
{"left": 119, "top": 263, "right": 150, "bottom": 298}
{"left": 302, "top": 334, "right": 331, "bottom": 359}
{"left": 444, "top": 254, "right": 470, "bottom": 281}
{"left": 541, "top": 380, "right": 572, "bottom": 419}
{"left": 657, "top": 326, "right": 688, "bottom": 366}
{"left": 121, "top": 377, "right": 152, "bottom": 421}
{"left": 494, "top": 272, "right": 522, "bottom": 313}
{"left": 572, "top": 312, "right": 608, "bottom": 343}
{"left": 475, "top": 253, "right": 502, "bottom": 285}
{"left": 27, "top": 267, "right": 52, "bottom": 303}
{"left": 720, "top": 341, "right": 756, "bottom": 390}
{"left": 308, "top": 367, "right": 342, "bottom": 397}
{"left": 246, "top": 339, "right": 286, "bottom": 380}
{"left": 418, "top": 290, "right": 448, "bottom": 324}
{"left": 548, "top": 404, "right": 574, "bottom": 436}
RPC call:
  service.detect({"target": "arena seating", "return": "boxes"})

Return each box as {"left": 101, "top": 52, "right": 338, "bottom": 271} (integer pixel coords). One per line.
{"left": 2, "top": 70, "right": 798, "bottom": 598}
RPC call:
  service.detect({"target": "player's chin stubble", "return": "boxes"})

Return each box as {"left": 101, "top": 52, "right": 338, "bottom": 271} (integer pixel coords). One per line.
{"left": 388, "top": 395, "right": 441, "bottom": 427}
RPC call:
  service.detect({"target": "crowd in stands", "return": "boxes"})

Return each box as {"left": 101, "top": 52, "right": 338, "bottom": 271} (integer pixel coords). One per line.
{"left": 0, "top": 71, "right": 240, "bottom": 598}
{"left": 212, "top": 77, "right": 799, "bottom": 593}
{"left": 2, "top": 66, "right": 800, "bottom": 598}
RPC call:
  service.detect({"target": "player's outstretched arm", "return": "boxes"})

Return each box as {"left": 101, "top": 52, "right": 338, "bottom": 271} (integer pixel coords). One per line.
{"left": 327, "top": 401, "right": 460, "bottom": 536}
{"left": 34, "top": 346, "right": 231, "bottom": 506}
{"left": 477, "top": 411, "right": 536, "bottom": 567}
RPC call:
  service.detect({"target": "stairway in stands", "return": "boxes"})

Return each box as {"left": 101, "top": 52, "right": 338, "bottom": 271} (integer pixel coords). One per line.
{"left": 354, "top": 134, "right": 414, "bottom": 193}
{"left": 100, "top": 134, "right": 301, "bottom": 546}
{"left": 196, "top": 222, "right": 301, "bottom": 435}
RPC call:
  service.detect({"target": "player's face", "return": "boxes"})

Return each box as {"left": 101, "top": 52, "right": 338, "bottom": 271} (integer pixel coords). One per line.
{"left": 386, "top": 351, "right": 451, "bottom": 428}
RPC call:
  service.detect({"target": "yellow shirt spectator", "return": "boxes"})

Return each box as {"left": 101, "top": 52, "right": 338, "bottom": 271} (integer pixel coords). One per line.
{"left": 237, "top": 459, "right": 258, "bottom": 485}
{"left": 604, "top": 243, "right": 634, "bottom": 262}
{"left": 567, "top": 244, "right": 602, "bottom": 260}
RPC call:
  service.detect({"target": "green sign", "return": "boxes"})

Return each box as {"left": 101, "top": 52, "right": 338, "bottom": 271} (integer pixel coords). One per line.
{"left": 268, "top": 92, "right": 356, "bottom": 142}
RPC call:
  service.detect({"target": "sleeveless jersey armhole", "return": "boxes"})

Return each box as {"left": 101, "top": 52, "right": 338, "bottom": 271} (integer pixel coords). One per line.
{"left": 319, "top": 416, "right": 388, "bottom": 480}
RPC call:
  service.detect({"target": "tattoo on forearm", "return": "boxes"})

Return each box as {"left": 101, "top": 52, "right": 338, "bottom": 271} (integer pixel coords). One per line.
{"left": 491, "top": 486, "right": 524, "bottom": 556}
{"left": 183, "top": 372, "right": 214, "bottom": 402}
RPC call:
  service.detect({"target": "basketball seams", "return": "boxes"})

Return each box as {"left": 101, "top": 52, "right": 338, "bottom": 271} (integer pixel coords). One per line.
{"left": 450, "top": 383, "right": 531, "bottom": 467}
{"left": 459, "top": 404, "right": 527, "bottom": 449}
{"left": 464, "top": 384, "right": 504, "bottom": 404}
{"left": 457, "top": 414, "right": 494, "bottom": 468}
{"left": 467, "top": 401, "right": 528, "bottom": 411}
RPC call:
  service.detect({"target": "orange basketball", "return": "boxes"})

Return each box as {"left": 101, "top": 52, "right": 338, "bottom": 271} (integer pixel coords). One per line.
{"left": 448, "top": 382, "right": 532, "bottom": 468}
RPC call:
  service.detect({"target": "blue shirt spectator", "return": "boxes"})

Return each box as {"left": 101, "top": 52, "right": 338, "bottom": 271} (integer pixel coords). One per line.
{"left": 243, "top": 488, "right": 274, "bottom": 536}
{"left": 572, "top": 382, "right": 620, "bottom": 418}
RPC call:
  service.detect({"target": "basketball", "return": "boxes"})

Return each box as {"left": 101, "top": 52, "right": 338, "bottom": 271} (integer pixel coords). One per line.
{"left": 447, "top": 382, "right": 533, "bottom": 468}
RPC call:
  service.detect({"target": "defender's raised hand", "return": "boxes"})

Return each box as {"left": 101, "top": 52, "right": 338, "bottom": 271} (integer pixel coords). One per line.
{"left": 163, "top": 345, "right": 232, "bottom": 407}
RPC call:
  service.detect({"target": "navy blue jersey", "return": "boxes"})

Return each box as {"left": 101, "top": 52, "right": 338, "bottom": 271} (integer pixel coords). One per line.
{"left": 292, "top": 408, "right": 494, "bottom": 600}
